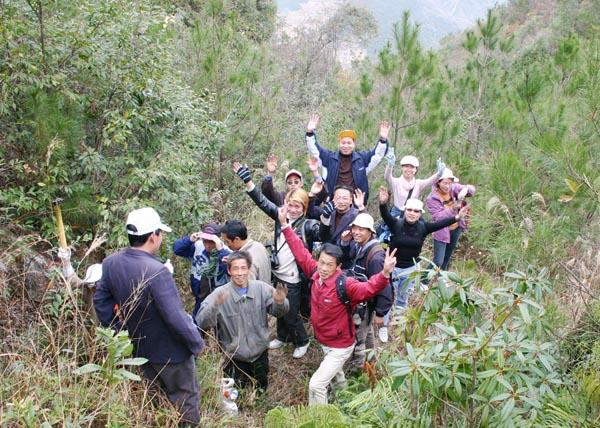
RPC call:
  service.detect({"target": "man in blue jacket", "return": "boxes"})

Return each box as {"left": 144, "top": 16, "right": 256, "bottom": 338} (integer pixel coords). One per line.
{"left": 94, "top": 207, "right": 204, "bottom": 426}
{"left": 305, "top": 114, "right": 390, "bottom": 203}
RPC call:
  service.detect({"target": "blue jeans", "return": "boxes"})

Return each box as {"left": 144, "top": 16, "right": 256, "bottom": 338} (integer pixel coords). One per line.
{"left": 383, "top": 264, "right": 418, "bottom": 326}
{"left": 432, "top": 228, "right": 462, "bottom": 271}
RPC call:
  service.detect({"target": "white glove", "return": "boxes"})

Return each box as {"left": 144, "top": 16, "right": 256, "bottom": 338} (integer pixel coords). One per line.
{"left": 436, "top": 158, "right": 446, "bottom": 176}
{"left": 58, "top": 247, "right": 74, "bottom": 277}
{"left": 164, "top": 259, "right": 174, "bottom": 275}
{"left": 57, "top": 247, "right": 71, "bottom": 263}
{"left": 458, "top": 188, "right": 468, "bottom": 201}
{"left": 385, "top": 147, "right": 396, "bottom": 167}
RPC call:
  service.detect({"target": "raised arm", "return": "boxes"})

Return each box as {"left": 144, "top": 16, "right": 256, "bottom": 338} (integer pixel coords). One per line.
{"left": 346, "top": 248, "right": 396, "bottom": 304}
{"left": 279, "top": 206, "right": 318, "bottom": 276}
{"left": 425, "top": 205, "right": 470, "bottom": 234}
{"left": 233, "top": 161, "right": 279, "bottom": 220}
{"left": 378, "top": 186, "right": 397, "bottom": 229}
{"left": 261, "top": 154, "right": 284, "bottom": 206}
{"left": 363, "top": 120, "right": 390, "bottom": 174}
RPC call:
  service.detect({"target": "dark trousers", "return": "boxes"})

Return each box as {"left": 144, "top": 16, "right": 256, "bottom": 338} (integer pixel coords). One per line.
{"left": 224, "top": 349, "right": 269, "bottom": 390}
{"left": 432, "top": 228, "right": 463, "bottom": 271}
{"left": 275, "top": 280, "right": 309, "bottom": 346}
{"left": 142, "top": 355, "right": 200, "bottom": 426}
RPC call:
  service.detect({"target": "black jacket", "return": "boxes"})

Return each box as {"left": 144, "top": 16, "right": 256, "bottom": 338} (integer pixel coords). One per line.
{"left": 380, "top": 202, "right": 457, "bottom": 268}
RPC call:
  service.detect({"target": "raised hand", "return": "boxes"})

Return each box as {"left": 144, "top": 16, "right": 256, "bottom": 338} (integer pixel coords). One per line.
{"left": 340, "top": 229, "right": 352, "bottom": 243}
{"left": 272, "top": 283, "right": 288, "bottom": 304}
{"left": 307, "top": 113, "right": 320, "bottom": 133}
{"left": 309, "top": 180, "right": 324, "bottom": 196}
{"left": 385, "top": 147, "right": 396, "bottom": 167}
{"left": 353, "top": 188, "right": 365, "bottom": 211}
{"left": 321, "top": 200, "right": 335, "bottom": 219}
{"left": 214, "top": 290, "right": 230, "bottom": 307}
{"left": 382, "top": 248, "right": 397, "bottom": 276}
{"left": 378, "top": 186, "right": 390, "bottom": 204}
{"left": 379, "top": 120, "right": 391, "bottom": 140}
{"left": 233, "top": 162, "right": 252, "bottom": 184}
{"left": 190, "top": 232, "right": 202, "bottom": 242}
{"left": 277, "top": 205, "right": 289, "bottom": 227}
{"left": 457, "top": 187, "right": 469, "bottom": 201}
{"left": 266, "top": 154, "right": 278, "bottom": 174}
{"left": 436, "top": 158, "right": 446, "bottom": 176}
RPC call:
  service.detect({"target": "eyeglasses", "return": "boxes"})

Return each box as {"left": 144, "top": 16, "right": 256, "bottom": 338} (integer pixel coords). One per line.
{"left": 286, "top": 180, "right": 301, "bottom": 185}
{"left": 405, "top": 208, "right": 421, "bottom": 213}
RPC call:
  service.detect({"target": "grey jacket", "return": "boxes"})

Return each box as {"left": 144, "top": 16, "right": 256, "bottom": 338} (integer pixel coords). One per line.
{"left": 195, "top": 280, "right": 289, "bottom": 362}
{"left": 240, "top": 239, "right": 272, "bottom": 285}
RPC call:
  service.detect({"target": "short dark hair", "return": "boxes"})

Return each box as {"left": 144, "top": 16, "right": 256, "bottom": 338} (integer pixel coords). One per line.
{"left": 226, "top": 250, "right": 252, "bottom": 268}
{"left": 319, "top": 243, "right": 343, "bottom": 265}
{"left": 221, "top": 220, "right": 248, "bottom": 241}
{"left": 333, "top": 185, "right": 354, "bottom": 197}
{"left": 127, "top": 231, "right": 154, "bottom": 247}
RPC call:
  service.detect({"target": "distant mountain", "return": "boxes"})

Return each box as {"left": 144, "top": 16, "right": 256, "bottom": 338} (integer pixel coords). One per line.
{"left": 277, "top": 0, "right": 506, "bottom": 52}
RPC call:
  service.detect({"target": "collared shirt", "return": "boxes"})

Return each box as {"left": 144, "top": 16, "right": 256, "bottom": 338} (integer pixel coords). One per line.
{"left": 195, "top": 280, "right": 289, "bottom": 362}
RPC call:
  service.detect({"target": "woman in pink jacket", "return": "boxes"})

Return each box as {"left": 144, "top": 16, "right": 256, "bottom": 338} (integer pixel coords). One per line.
{"left": 425, "top": 168, "right": 476, "bottom": 271}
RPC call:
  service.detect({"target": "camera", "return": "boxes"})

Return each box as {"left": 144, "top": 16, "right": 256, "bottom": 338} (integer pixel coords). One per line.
{"left": 270, "top": 252, "right": 280, "bottom": 270}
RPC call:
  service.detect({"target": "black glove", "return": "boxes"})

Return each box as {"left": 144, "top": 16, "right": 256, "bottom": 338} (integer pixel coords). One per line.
{"left": 236, "top": 166, "right": 252, "bottom": 184}
{"left": 321, "top": 201, "right": 335, "bottom": 219}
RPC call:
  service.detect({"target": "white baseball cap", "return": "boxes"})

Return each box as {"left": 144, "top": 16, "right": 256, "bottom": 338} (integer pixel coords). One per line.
{"left": 83, "top": 263, "right": 103, "bottom": 283}
{"left": 438, "top": 168, "right": 459, "bottom": 182}
{"left": 400, "top": 155, "right": 419, "bottom": 167}
{"left": 285, "top": 169, "right": 303, "bottom": 182}
{"left": 350, "top": 213, "right": 376, "bottom": 233}
{"left": 126, "top": 207, "right": 172, "bottom": 235}
{"left": 405, "top": 198, "right": 424, "bottom": 212}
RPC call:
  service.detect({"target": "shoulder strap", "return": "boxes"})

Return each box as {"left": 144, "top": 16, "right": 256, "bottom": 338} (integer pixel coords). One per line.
{"left": 402, "top": 186, "right": 415, "bottom": 207}
{"left": 366, "top": 243, "right": 383, "bottom": 268}
{"left": 335, "top": 274, "right": 353, "bottom": 338}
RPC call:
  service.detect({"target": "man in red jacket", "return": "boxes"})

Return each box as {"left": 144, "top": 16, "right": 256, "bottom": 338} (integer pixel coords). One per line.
{"left": 278, "top": 205, "right": 396, "bottom": 405}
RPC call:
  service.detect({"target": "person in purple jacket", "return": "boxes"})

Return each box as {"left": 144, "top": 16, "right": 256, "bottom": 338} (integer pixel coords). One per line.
{"left": 426, "top": 168, "right": 476, "bottom": 271}
{"left": 173, "top": 223, "right": 231, "bottom": 318}
{"left": 94, "top": 207, "right": 204, "bottom": 425}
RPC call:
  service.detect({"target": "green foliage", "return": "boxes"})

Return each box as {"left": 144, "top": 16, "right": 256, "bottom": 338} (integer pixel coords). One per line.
{"left": 0, "top": 0, "right": 220, "bottom": 247}
{"left": 265, "top": 404, "right": 350, "bottom": 428}
{"left": 75, "top": 327, "right": 147, "bottom": 384}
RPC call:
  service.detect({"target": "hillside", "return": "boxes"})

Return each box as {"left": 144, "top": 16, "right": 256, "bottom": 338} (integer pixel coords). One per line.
{"left": 1, "top": 0, "right": 599, "bottom": 426}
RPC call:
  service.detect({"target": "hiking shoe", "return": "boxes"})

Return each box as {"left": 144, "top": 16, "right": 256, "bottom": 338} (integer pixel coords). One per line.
{"left": 293, "top": 343, "right": 310, "bottom": 359}
{"left": 378, "top": 327, "right": 389, "bottom": 343}
{"left": 269, "top": 339, "right": 285, "bottom": 350}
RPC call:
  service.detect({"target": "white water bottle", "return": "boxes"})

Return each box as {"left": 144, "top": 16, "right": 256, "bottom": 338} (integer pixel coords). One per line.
{"left": 221, "top": 377, "right": 238, "bottom": 415}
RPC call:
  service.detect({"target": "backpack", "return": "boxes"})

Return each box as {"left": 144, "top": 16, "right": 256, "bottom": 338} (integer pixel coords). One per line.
{"left": 345, "top": 241, "right": 384, "bottom": 323}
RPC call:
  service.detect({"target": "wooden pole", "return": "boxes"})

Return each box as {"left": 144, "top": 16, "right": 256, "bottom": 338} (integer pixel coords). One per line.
{"left": 52, "top": 199, "right": 68, "bottom": 249}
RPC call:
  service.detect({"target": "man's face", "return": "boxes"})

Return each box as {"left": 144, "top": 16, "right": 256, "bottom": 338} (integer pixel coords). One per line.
{"left": 228, "top": 258, "right": 250, "bottom": 288}
{"left": 202, "top": 239, "right": 216, "bottom": 252}
{"left": 317, "top": 252, "right": 340, "bottom": 281}
{"left": 404, "top": 208, "right": 422, "bottom": 224}
{"left": 221, "top": 234, "right": 242, "bottom": 251}
{"left": 287, "top": 201, "right": 304, "bottom": 220}
{"left": 437, "top": 178, "right": 453, "bottom": 194}
{"left": 333, "top": 189, "right": 352, "bottom": 213}
{"left": 286, "top": 174, "right": 302, "bottom": 192}
{"left": 351, "top": 225, "right": 372, "bottom": 246}
{"left": 401, "top": 164, "right": 417, "bottom": 180}
{"left": 338, "top": 137, "right": 356, "bottom": 155}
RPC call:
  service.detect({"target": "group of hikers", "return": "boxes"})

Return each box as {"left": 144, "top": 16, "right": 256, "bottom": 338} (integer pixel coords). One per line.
{"left": 58, "top": 114, "right": 475, "bottom": 426}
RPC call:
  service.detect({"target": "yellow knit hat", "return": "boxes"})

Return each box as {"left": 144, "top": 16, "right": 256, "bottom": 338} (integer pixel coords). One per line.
{"left": 338, "top": 130, "right": 357, "bottom": 141}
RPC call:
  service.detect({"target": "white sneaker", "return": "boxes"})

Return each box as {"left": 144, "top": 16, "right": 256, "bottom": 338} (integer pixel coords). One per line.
{"left": 292, "top": 343, "right": 310, "bottom": 359}
{"left": 378, "top": 327, "right": 388, "bottom": 343}
{"left": 269, "top": 339, "right": 284, "bottom": 350}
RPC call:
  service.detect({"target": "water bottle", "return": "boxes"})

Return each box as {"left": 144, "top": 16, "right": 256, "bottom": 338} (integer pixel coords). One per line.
{"left": 221, "top": 377, "right": 238, "bottom": 415}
